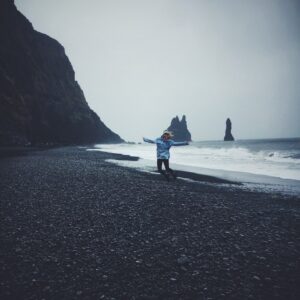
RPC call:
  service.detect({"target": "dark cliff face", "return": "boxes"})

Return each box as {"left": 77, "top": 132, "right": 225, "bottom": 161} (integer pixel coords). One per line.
{"left": 0, "top": 0, "right": 123, "bottom": 146}
{"left": 167, "top": 115, "right": 192, "bottom": 142}
{"left": 224, "top": 118, "right": 234, "bottom": 141}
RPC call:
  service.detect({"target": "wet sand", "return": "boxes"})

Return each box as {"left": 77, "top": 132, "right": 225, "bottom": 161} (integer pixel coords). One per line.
{"left": 0, "top": 146, "right": 299, "bottom": 299}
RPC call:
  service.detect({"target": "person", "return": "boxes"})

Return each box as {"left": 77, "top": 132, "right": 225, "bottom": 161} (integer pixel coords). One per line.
{"left": 143, "top": 130, "right": 189, "bottom": 180}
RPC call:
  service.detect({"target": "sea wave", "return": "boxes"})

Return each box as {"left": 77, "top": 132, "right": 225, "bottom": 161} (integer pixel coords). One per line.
{"left": 92, "top": 141, "right": 300, "bottom": 181}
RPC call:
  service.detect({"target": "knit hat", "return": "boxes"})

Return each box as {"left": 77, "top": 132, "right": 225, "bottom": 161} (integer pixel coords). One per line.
{"left": 162, "top": 130, "right": 174, "bottom": 137}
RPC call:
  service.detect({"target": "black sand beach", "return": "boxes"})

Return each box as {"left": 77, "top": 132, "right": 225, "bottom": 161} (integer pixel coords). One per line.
{"left": 0, "top": 147, "right": 299, "bottom": 300}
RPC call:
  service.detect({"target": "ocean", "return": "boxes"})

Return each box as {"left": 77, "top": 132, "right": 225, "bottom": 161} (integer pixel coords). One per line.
{"left": 89, "top": 138, "right": 300, "bottom": 195}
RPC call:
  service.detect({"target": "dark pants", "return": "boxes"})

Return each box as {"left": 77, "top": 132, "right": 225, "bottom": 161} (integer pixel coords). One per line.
{"left": 157, "top": 159, "right": 174, "bottom": 175}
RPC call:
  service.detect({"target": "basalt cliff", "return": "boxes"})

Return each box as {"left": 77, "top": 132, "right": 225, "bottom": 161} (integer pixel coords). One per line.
{"left": 0, "top": 0, "right": 123, "bottom": 146}
{"left": 167, "top": 115, "right": 192, "bottom": 142}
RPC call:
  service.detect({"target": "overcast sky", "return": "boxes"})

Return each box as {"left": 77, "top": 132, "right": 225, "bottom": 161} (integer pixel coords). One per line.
{"left": 15, "top": 0, "right": 300, "bottom": 142}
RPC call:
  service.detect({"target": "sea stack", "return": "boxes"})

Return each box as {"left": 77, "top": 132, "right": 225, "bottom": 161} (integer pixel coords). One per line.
{"left": 224, "top": 118, "right": 234, "bottom": 141}
{"left": 0, "top": 0, "right": 123, "bottom": 146}
{"left": 167, "top": 115, "right": 192, "bottom": 142}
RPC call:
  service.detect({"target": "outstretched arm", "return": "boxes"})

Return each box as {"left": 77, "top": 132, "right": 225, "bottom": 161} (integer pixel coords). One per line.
{"left": 143, "top": 137, "right": 155, "bottom": 144}
{"left": 172, "top": 141, "right": 189, "bottom": 146}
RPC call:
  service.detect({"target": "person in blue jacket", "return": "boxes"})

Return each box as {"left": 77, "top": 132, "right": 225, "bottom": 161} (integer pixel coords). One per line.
{"left": 143, "top": 130, "right": 189, "bottom": 179}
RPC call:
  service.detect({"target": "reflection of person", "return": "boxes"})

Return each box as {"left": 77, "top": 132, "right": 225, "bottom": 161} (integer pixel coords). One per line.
{"left": 143, "top": 130, "right": 189, "bottom": 180}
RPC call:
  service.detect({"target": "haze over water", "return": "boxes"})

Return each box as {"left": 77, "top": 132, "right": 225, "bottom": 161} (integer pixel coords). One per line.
{"left": 15, "top": 0, "right": 300, "bottom": 142}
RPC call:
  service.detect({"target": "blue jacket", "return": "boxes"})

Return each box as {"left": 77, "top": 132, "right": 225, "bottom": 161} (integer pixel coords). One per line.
{"left": 143, "top": 137, "right": 188, "bottom": 159}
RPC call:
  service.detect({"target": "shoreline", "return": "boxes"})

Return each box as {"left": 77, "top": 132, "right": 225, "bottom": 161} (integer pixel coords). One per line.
{"left": 1, "top": 146, "right": 300, "bottom": 299}
{"left": 91, "top": 141, "right": 300, "bottom": 181}
{"left": 3, "top": 145, "right": 300, "bottom": 196}
{"left": 89, "top": 147, "right": 300, "bottom": 197}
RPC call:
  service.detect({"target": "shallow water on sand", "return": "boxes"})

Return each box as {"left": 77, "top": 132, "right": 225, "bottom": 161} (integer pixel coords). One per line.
{"left": 89, "top": 138, "right": 300, "bottom": 196}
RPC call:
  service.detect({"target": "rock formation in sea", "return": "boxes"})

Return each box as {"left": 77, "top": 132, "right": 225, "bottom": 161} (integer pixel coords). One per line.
{"left": 0, "top": 0, "right": 123, "bottom": 146}
{"left": 167, "top": 115, "right": 192, "bottom": 142}
{"left": 224, "top": 118, "right": 235, "bottom": 141}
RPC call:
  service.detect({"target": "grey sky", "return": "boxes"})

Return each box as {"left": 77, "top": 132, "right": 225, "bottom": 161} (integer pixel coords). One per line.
{"left": 15, "top": 0, "right": 300, "bottom": 142}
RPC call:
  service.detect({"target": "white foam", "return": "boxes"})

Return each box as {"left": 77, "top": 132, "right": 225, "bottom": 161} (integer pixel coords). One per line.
{"left": 90, "top": 142, "right": 300, "bottom": 181}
